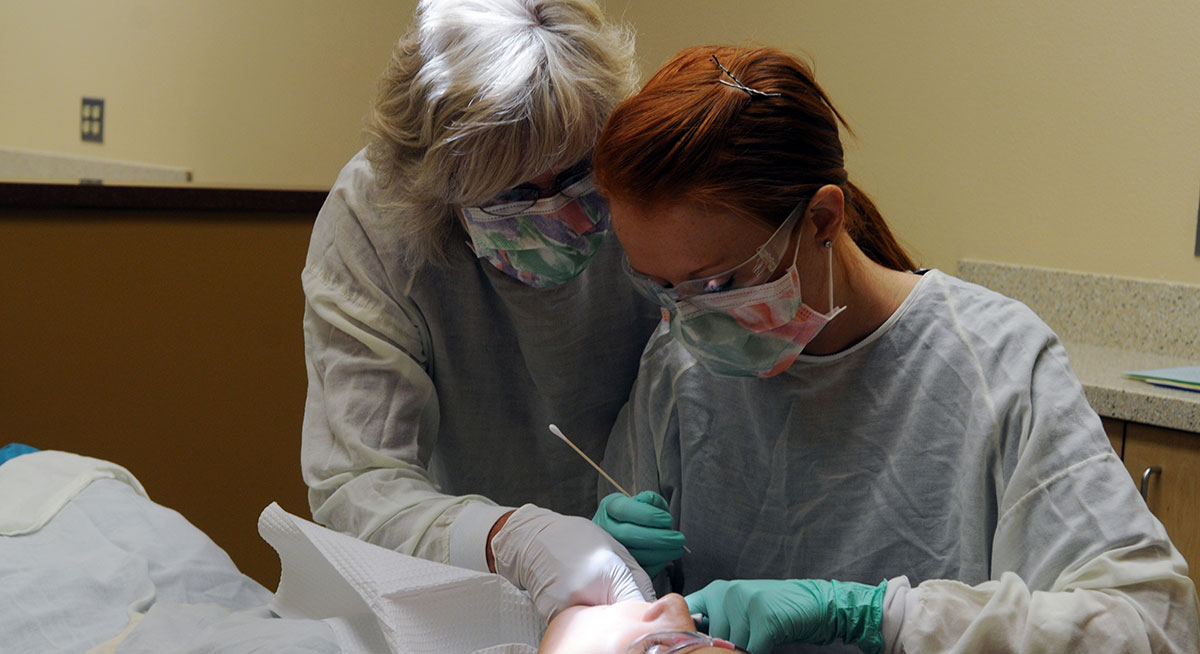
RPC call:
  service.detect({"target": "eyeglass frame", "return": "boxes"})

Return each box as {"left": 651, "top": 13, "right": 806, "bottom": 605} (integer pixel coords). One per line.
{"left": 623, "top": 197, "right": 809, "bottom": 305}
{"left": 472, "top": 158, "right": 595, "bottom": 217}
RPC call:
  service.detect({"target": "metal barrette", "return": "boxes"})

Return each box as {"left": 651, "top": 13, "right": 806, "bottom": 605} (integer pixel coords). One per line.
{"left": 711, "top": 55, "right": 781, "bottom": 99}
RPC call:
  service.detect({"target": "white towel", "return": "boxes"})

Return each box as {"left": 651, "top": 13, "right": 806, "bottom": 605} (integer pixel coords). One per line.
{"left": 258, "top": 503, "right": 544, "bottom": 654}
{"left": 0, "top": 450, "right": 147, "bottom": 535}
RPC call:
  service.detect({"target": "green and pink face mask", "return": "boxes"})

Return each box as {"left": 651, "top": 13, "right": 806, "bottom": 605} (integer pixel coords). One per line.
{"left": 626, "top": 202, "right": 845, "bottom": 378}
{"left": 459, "top": 175, "right": 610, "bottom": 288}
{"left": 665, "top": 247, "right": 844, "bottom": 377}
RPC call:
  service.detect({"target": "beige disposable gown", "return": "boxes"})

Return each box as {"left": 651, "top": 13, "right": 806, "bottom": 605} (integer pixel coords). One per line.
{"left": 302, "top": 150, "right": 659, "bottom": 572}
{"left": 605, "top": 270, "right": 1199, "bottom": 653}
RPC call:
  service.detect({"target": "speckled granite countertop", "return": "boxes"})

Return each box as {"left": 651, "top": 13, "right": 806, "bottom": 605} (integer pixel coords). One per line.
{"left": 1060, "top": 341, "right": 1199, "bottom": 433}
{"left": 957, "top": 260, "right": 1200, "bottom": 434}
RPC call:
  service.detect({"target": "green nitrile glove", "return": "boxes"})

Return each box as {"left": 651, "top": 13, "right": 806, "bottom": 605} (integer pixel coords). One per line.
{"left": 591, "top": 491, "right": 686, "bottom": 578}
{"left": 685, "top": 578, "right": 887, "bottom": 654}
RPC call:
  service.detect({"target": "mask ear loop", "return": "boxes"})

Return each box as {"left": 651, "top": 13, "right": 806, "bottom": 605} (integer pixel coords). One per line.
{"left": 824, "top": 239, "right": 835, "bottom": 312}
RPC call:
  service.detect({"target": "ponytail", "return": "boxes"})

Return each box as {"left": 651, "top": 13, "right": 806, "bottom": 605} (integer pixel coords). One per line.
{"left": 844, "top": 181, "right": 914, "bottom": 272}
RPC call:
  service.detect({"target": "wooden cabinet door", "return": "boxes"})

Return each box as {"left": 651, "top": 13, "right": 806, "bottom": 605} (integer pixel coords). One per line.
{"left": 1123, "top": 423, "right": 1200, "bottom": 592}
{"left": 1102, "top": 417, "right": 1124, "bottom": 459}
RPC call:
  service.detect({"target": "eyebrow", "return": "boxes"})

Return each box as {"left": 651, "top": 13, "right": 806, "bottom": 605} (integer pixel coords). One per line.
{"left": 682, "top": 218, "right": 777, "bottom": 281}
{"left": 684, "top": 259, "right": 738, "bottom": 281}
{"left": 628, "top": 251, "right": 742, "bottom": 285}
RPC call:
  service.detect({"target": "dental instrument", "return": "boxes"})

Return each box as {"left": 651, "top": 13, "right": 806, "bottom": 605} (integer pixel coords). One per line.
{"left": 548, "top": 424, "right": 691, "bottom": 554}
{"left": 548, "top": 423, "right": 632, "bottom": 496}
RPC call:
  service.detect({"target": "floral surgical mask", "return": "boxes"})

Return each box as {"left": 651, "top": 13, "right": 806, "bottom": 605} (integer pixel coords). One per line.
{"left": 460, "top": 171, "right": 609, "bottom": 288}
{"left": 627, "top": 202, "right": 845, "bottom": 377}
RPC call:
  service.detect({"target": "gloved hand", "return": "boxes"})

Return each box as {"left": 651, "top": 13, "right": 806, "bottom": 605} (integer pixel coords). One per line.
{"left": 592, "top": 491, "right": 686, "bottom": 578}
{"left": 491, "top": 504, "right": 655, "bottom": 621}
{"left": 685, "top": 578, "right": 887, "bottom": 654}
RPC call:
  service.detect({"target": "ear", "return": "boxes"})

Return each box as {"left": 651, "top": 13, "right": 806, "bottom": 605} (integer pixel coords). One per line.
{"left": 805, "top": 185, "right": 845, "bottom": 245}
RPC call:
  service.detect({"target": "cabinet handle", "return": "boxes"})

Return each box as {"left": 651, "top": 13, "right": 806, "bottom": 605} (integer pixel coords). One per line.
{"left": 1140, "top": 466, "right": 1162, "bottom": 500}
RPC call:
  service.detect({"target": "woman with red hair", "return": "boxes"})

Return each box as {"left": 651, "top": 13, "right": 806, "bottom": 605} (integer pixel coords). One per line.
{"left": 590, "top": 45, "right": 1198, "bottom": 653}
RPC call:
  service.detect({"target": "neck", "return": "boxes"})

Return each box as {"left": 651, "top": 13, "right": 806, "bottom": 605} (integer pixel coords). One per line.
{"left": 802, "top": 241, "right": 919, "bottom": 355}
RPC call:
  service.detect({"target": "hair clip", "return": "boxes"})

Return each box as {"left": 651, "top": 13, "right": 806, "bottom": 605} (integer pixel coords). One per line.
{"left": 711, "top": 55, "right": 781, "bottom": 99}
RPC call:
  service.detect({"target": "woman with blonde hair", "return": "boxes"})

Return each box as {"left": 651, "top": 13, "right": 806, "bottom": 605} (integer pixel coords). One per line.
{"left": 300, "top": 0, "right": 667, "bottom": 622}
{"left": 591, "top": 45, "right": 1199, "bottom": 652}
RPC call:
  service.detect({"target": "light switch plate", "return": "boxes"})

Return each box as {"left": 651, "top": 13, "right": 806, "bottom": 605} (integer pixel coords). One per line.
{"left": 81, "top": 97, "right": 104, "bottom": 143}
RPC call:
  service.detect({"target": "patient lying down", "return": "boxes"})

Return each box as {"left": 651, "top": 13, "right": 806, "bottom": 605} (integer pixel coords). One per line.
{"left": 540, "top": 594, "right": 745, "bottom": 654}
{"left": 1, "top": 449, "right": 743, "bottom": 654}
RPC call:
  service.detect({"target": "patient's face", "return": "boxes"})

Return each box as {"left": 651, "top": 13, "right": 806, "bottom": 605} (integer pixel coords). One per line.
{"left": 539, "top": 594, "right": 732, "bottom": 654}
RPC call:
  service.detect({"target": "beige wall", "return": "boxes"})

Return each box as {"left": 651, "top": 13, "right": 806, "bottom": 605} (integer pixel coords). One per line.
{"left": 5, "top": 1, "right": 1197, "bottom": 282}
{"left": 0, "top": 1, "right": 417, "bottom": 189}
{"left": 613, "top": 0, "right": 1200, "bottom": 284}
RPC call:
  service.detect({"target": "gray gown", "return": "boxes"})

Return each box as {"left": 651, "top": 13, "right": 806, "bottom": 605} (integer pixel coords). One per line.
{"left": 301, "top": 150, "right": 660, "bottom": 568}
{"left": 605, "top": 270, "right": 1196, "bottom": 653}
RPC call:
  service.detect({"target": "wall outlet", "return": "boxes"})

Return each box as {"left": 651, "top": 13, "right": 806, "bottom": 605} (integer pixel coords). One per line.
{"left": 81, "top": 97, "right": 104, "bottom": 143}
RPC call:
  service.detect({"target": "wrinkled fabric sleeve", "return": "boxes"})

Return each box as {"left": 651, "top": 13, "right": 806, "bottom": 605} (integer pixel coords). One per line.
{"left": 883, "top": 327, "right": 1199, "bottom": 652}
{"left": 603, "top": 324, "right": 686, "bottom": 600}
{"left": 602, "top": 324, "right": 682, "bottom": 509}
{"left": 300, "top": 207, "right": 507, "bottom": 570}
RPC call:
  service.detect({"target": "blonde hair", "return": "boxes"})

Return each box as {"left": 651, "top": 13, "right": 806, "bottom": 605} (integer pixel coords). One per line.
{"left": 366, "top": 0, "right": 638, "bottom": 268}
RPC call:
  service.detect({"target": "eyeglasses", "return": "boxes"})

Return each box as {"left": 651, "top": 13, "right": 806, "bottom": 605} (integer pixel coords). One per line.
{"left": 626, "top": 630, "right": 748, "bottom": 654}
{"left": 624, "top": 199, "right": 806, "bottom": 305}
{"left": 475, "top": 159, "right": 595, "bottom": 217}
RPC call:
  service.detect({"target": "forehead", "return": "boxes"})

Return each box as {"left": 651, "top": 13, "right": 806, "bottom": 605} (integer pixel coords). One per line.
{"left": 608, "top": 197, "right": 773, "bottom": 275}
{"left": 524, "top": 168, "right": 557, "bottom": 188}
{"left": 610, "top": 198, "right": 724, "bottom": 248}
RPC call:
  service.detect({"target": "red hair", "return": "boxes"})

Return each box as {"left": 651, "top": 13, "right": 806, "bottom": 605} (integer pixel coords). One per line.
{"left": 594, "top": 45, "right": 914, "bottom": 272}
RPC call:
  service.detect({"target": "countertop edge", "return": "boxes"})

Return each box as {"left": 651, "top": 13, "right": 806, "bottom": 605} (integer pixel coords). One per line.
{"left": 1, "top": 181, "right": 329, "bottom": 213}
{"left": 1065, "top": 340, "right": 1200, "bottom": 434}
{"left": 1082, "top": 385, "right": 1200, "bottom": 433}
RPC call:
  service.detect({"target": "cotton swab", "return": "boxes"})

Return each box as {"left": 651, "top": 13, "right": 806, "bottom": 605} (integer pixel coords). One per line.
{"left": 548, "top": 423, "right": 690, "bottom": 555}
{"left": 548, "top": 423, "right": 632, "bottom": 496}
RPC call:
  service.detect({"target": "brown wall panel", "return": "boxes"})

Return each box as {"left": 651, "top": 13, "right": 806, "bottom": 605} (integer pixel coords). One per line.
{"left": 1, "top": 208, "right": 317, "bottom": 587}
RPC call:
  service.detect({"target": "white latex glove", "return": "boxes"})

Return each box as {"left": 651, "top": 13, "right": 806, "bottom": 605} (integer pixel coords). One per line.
{"left": 491, "top": 504, "right": 655, "bottom": 621}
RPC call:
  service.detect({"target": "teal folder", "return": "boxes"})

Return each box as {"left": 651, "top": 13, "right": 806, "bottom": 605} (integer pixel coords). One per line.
{"left": 1125, "top": 366, "right": 1200, "bottom": 393}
